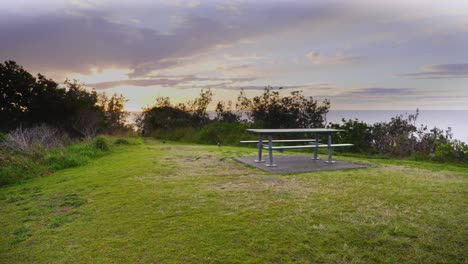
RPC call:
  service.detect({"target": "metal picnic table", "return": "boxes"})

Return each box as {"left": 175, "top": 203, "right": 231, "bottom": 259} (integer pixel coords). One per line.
{"left": 245, "top": 128, "right": 351, "bottom": 167}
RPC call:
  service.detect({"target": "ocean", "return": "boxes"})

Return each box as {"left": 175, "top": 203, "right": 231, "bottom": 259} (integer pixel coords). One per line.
{"left": 326, "top": 110, "right": 468, "bottom": 143}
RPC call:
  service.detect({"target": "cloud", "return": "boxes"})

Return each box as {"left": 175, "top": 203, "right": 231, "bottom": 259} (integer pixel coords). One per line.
{"left": 0, "top": 13, "right": 239, "bottom": 78}
{"left": 346, "top": 87, "right": 413, "bottom": 95}
{"left": 88, "top": 75, "right": 256, "bottom": 90}
{"left": 0, "top": 1, "right": 343, "bottom": 79}
{"left": 223, "top": 53, "right": 263, "bottom": 61}
{"left": 306, "top": 52, "right": 362, "bottom": 65}
{"left": 401, "top": 63, "right": 468, "bottom": 79}
{"left": 186, "top": 83, "right": 335, "bottom": 91}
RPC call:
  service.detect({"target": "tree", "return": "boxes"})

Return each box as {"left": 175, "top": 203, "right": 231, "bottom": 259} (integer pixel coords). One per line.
{"left": 215, "top": 100, "right": 240, "bottom": 123}
{"left": 71, "top": 107, "right": 104, "bottom": 138}
{"left": 186, "top": 88, "right": 213, "bottom": 125}
{"left": 137, "top": 89, "right": 214, "bottom": 135}
{"left": 0, "top": 61, "right": 43, "bottom": 131}
{"left": 98, "top": 93, "right": 129, "bottom": 134}
{"left": 0, "top": 61, "right": 129, "bottom": 137}
{"left": 236, "top": 86, "right": 330, "bottom": 128}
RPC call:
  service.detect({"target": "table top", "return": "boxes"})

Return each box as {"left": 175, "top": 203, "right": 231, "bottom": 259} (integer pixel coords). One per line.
{"left": 246, "top": 128, "right": 344, "bottom": 134}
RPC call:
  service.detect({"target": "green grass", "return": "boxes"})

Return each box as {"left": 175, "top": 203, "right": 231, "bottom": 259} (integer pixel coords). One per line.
{"left": 0, "top": 140, "right": 467, "bottom": 263}
{"left": 0, "top": 136, "right": 143, "bottom": 187}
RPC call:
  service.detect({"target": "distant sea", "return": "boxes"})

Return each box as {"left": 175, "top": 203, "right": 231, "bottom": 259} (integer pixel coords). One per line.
{"left": 326, "top": 110, "right": 468, "bottom": 143}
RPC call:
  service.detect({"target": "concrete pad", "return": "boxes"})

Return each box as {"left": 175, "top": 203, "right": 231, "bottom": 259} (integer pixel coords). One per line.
{"left": 234, "top": 155, "right": 368, "bottom": 174}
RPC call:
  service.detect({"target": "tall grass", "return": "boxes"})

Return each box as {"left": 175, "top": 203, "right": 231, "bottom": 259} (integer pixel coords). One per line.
{"left": 0, "top": 136, "right": 140, "bottom": 187}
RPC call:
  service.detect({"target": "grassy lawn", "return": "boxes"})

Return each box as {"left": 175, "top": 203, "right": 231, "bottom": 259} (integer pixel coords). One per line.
{"left": 1, "top": 140, "right": 467, "bottom": 263}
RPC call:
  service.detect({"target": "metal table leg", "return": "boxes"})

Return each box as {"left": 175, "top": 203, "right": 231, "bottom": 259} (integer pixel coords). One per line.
{"left": 265, "top": 135, "right": 277, "bottom": 167}
{"left": 325, "top": 132, "right": 336, "bottom": 163}
{"left": 254, "top": 134, "right": 265, "bottom": 163}
{"left": 313, "top": 132, "right": 320, "bottom": 160}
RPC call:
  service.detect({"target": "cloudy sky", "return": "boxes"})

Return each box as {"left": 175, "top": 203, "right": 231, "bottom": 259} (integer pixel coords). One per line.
{"left": 1, "top": 0, "right": 467, "bottom": 111}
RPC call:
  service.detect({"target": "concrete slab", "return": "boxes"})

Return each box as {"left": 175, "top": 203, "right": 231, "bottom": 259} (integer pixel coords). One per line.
{"left": 234, "top": 155, "right": 368, "bottom": 174}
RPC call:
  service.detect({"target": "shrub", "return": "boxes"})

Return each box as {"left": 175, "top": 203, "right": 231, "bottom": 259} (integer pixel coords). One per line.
{"left": 146, "top": 127, "right": 198, "bottom": 142}
{"left": 329, "top": 119, "right": 373, "bottom": 153}
{"left": 237, "top": 87, "right": 330, "bottom": 128}
{"left": 94, "top": 136, "right": 109, "bottom": 151}
{"left": 433, "top": 140, "right": 468, "bottom": 163}
{"left": 197, "top": 122, "right": 253, "bottom": 145}
{"left": 114, "top": 138, "right": 130, "bottom": 145}
{"left": 2, "top": 124, "right": 63, "bottom": 154}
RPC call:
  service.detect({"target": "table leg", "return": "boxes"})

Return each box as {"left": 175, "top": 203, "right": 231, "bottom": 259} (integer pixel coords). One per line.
{"left": 265, "top": 135, "right": 277, "bottom": 167}
{"left": 254, "top": 134, "right": 265, "bottom": 163}
{"left": 325, "top": 132, "right": 335, "bottom": 163}
{"left": 313, "top": 133, "right": 320, "bottom": 160}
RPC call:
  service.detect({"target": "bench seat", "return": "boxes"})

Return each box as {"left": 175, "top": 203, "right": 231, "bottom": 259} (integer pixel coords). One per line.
{"left": 240, "top": 139, "right": 316, "bottom": 143}
{"left": 263, "top": 144, "right": 353, "bottom": 150}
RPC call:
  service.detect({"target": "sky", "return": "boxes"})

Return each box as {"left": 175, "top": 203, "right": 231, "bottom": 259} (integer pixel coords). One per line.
{"left": 1, "top": 0, "right": 467, "bottom": 111}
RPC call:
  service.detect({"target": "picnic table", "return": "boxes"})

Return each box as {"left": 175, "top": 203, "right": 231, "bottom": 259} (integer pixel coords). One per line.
{"left": 242, "top": 128, "right": 353, "bottom": 167}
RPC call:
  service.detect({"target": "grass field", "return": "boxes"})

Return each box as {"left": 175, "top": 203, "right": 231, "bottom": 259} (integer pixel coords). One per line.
{"left": 1, "top": 140, "right": 467, "bottom": 263}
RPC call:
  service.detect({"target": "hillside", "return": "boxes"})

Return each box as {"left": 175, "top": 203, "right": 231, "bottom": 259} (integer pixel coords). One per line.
{"left": 1, "top": 140, "right": 467, "bottom": 263}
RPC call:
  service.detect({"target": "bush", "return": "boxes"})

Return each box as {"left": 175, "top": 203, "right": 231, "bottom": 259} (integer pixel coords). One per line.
{"left": 197, "top": 122, "right": 252, "bottom": 145}
{"left": 94, "top": 136, "right": 109, "bottom": 151}
{"left": 327, "top": 111, "right": 461, "bottom": 162}
{"left": 433, "top": 140, "right": 468, "bottom": 163}
{"left": 329, "top": 119, "right": 373, "bottom": 153}
{"left": 1, "top": 124, "right": 64, "bottom": 154}
{"left": 147, "top": 127, "right": 198, "bottom": 142}
{"left": 236, "top": 87, "right": 330, "bottom": 128}
{"left": 114, "top": 138, "right": 130, "bottom": 145}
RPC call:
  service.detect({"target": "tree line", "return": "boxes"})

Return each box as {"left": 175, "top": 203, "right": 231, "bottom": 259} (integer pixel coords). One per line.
{"left": 0, "top": 61, "right": 130, "bottom": 138}
{"left": 1, "top": 61, "right": 466, "bottom": 163}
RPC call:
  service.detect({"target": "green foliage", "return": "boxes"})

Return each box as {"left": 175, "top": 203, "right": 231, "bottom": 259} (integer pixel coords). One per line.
{"left": 329, "top": 118, "right": 372, "bottom": 153}
{"left": 137, "top": 89, "right": 213, "bottom": 135}
{"left": 0, "top": 61, "right": 129, "bottom": 137}
{"left": 237, "top": 86, "right": 330, "bottom": 128}
{"left": 138, "top": 106, "right": 197, "bottom": 134}
{"left": 434, "top": 140, "right": 468, "bottom": 163}
{"left": 197, "top": 122, "right": 252, "bottom": 145}
{"left": 0, "top": 149, "right": 44, "bottom": 186}
{"left": 371, "top": 112, "right": 419, "bottom": 156}
{"left": 97, "top": 93, "right": 130, "bottom": 135}
{"left": 150, "top": 127, "right": 199, "bottom": 142}
{"left": 139, "top": 87, "right": 331, "bottom": 146}
{"left": 114, "top": 138, "right": 130, "bottom": 145}
{"left": 0, "top": 61, "right": 38, "bottom": 131}
{"left": 215, "top": 101, "right": 240, "bottom": 123}
{"left": 328, "top": 110, "right": 466, "bottom": 163}
{"left": 0, "top": 61, "right": 100, "bottom": 135}
{"left": 94, "top": 136, "right": 110, "bottom": 151}
{"left": 0, "top": 138, "right": 119, "bottom": 187}
{"left": 113, "top": 137, "right": 144, "bottom": 145}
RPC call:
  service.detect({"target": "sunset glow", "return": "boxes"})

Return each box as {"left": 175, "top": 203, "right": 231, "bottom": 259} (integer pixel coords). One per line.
{"left": 1, "top": 0, "right": 467, "bottom": 111}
